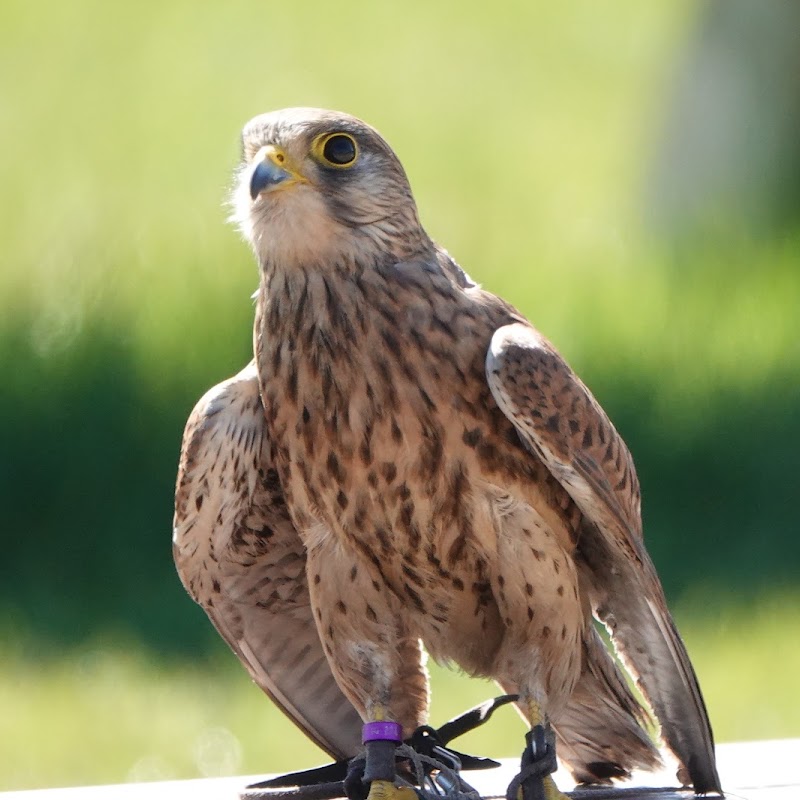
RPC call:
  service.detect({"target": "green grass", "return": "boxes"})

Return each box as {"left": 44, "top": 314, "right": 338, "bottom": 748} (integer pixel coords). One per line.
{"left": 3, "top": 0, "right": 796, "bottom": 404}
{"left": 3, "top": 595, "right": 799, "bottom": 791}
{"left": 676, "top": 592, "right": 800, "bottom": 744}
{"left": 1, "top": 0, "right": 795, "bottom": 403}
{"left": 1, "top": 0, "right": 693, "bottom": 330}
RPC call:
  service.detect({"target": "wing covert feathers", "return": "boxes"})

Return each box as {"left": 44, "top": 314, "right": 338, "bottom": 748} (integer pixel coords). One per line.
{"left": 173, "top": 363, "right": 363, "bottom": 759}
{"left": 487, "top": 323, "right": 721, "bottom": 795}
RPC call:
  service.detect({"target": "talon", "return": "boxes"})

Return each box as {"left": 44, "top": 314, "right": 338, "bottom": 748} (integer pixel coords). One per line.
{"left": 509, "top": 721, "right": 565, "bottom": 800}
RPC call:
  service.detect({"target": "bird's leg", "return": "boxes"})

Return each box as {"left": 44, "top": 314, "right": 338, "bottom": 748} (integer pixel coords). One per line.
{"left": 487, "top": 517, "right": 580, "bottom": 800}
{"left": 362, "top": 710, "right": 417, "bottom": 800}
{"left": 306, "top": 542, "right": 429, "bottom": 800}
{"left": 511, "top": 698, "right": 567, "bottom": 800}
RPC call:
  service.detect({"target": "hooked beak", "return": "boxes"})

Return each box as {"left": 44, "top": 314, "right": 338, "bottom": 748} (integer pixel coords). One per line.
{"left": 249, "top": 145, "right": 306, "bottom": 200}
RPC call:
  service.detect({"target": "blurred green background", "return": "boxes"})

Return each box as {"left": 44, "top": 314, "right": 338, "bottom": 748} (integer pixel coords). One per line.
{"left": 1, "top": 0, "right": 798, "bottom": 791}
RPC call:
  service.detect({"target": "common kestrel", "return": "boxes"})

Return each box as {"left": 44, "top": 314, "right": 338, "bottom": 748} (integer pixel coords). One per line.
{"left": 174, "top": 108, "right": 722, "bottom": 799}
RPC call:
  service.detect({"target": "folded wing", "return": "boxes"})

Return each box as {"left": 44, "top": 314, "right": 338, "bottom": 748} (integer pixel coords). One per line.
{"left": 486, "top": 323, "right": 721, "bottom": 795}
{"left": 173, "top": 363, "right": 363, "bottom": 759}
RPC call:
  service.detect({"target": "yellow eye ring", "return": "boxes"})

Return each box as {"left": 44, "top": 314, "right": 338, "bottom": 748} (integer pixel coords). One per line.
{"left": 313, "top": 132, "right": 359, "bottom": 168}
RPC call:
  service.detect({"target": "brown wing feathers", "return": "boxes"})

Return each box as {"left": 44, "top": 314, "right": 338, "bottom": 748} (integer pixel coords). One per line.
{"left": 173, "top": 363, "right": 363, "bottom": 759}
{"left": 487, "top": 322, "right": 721, "bottom": 794}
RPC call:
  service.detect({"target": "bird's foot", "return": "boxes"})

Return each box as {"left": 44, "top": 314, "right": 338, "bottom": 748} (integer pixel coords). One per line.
{"left": 355, "top": 718, "right": 484, "bottom": 800}
{"left": 514, "top": 776, "right": 566, "bottom": 800}
{"left": 356, "top": 721, "right": 408, "bottom": 800}
{"left": 506, "top": 723, "right": 566, "bottom": 800}
{"left": 365, "top": 779, "right": 418, "bottom": 800}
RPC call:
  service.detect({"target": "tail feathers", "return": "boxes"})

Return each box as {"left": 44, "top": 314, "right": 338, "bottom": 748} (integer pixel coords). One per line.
{"left": 553, "top": 628, "right": 662, "bottom": 785}
{"left": 621, "top": 593, "right": 722, "bottom": 794}
{"left": 576, "top": 526, "right": 722, "bottom": 794}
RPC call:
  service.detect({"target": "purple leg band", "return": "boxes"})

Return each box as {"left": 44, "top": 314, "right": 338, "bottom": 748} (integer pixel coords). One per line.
{"left": 362, "top": 720, "right": 403, "bottom": 743}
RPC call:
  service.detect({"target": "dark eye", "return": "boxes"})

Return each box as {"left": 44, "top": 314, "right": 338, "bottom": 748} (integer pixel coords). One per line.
{"left": 319, "top": 133, "right": 358, "bottom": 167}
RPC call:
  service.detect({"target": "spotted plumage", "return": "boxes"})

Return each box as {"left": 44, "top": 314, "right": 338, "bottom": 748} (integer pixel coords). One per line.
{"left": 173, "top": 108, "right": 721, "bottom": 795}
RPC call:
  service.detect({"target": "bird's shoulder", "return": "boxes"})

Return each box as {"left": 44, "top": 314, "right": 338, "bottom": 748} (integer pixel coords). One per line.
{"left": 173, "top": 363, "right": 273, "bottom": 567}
{"left": 486, "top": 323, "right": 643, "bottom": 543}
{"left": 381, "top": 245, "right": 526, "bottom": 326}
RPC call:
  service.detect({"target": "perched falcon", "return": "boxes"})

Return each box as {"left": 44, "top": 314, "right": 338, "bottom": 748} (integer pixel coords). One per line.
{"left": 173, "top": 108, "right": 722, "bottom": 799}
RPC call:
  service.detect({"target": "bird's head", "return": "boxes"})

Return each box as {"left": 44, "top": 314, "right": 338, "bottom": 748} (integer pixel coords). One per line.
{"left": 231, "top": 108, "right": 430, "bottom": 271}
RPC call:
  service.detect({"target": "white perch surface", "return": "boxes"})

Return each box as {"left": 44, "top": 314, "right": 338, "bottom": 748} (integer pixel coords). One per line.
{"left": 1, "top": 739, "right": 797, "bottom": 800}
